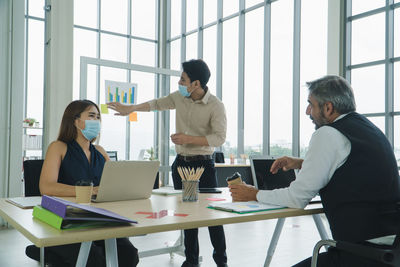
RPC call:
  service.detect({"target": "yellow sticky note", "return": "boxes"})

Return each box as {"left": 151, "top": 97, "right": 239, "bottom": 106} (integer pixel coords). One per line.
{"left": 129, "top": 112, "right": 137, "bottom": 122}
{"left": 100, "top": 104, "right": 109, "bottom": 114}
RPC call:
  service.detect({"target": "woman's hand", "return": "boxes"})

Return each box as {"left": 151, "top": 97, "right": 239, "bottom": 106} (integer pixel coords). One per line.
{"left": 92, "top": 186, "right": 99, "bottom": 196}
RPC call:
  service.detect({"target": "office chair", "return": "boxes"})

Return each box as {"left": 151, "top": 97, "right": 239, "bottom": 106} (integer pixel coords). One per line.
{"left": 213, "top": 151, "right": 225, "bottom": 163}
{"left": 23, "top": 159, "right": 44, "bottom": 197}
{"left": 311, "top": 202, "right": 400, "bottom": 267}
{"left": 311, "top": 234, "right": 400, "bottom": 267}
{"left": 106, "top": 151, "right": 118, "bottom": 161}
{"left": 153, "top": 172, "right": 160, "bottom": 189}
{"left": 22, "top": 159, "right": 63, "bottom": 264}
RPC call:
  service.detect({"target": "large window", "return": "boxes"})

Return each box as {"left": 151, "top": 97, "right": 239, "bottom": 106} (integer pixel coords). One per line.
{"left": 270, "top": 0, "right": 294, "bottom": 157}
{"left": 345, "top": 1, "right": 400, "bottom": 167}
{"left": 203, "top": 26, "right": 217, "bottom": 95}
{"left": 23, "top": 0, "right": 334, "bottom": 183}
{"left": 24, "top": 0, "right": 45, "bottom": 159}
{"left": 299, "top": 0, "right": 328, "bottom": 157}
{"left": 167, "top": 0, "right": 329, "bottom": 162}
{"left": 222, "top": 17, "right": 239, "bottom": 159}
{"left": 244, "top": 7, "right": 263, "bottom": 155}
{"left": 73, "top": 0, "right": 158, "bottom": 161}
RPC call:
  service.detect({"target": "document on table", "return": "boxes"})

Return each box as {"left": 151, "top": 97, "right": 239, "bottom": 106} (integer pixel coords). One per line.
{"left": 6, "top": 196, "right": 42, "bottom": 209}
{"left": 152, "top": 187, "right": 182, "bottom": 195}
{"left": 208, "top": 201, "right": 285, "bottom": 214}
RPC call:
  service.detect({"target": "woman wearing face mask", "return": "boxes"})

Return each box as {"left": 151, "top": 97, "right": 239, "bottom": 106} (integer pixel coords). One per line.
{"left": 25, "top": 100, "right": 139, "bottom": 267}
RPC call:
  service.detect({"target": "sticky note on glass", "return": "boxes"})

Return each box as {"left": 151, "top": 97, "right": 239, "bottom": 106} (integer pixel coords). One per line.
{"left": 100, "top": 104, "right": 109, "bottom": 114}
{"left": 129, "top": 112, "right": 137, "bottom": 122}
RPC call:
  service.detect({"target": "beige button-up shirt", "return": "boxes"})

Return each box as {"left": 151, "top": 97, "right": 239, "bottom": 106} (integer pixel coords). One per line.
{"left": 148, "top": 90, "right": 227, "bottom": 156}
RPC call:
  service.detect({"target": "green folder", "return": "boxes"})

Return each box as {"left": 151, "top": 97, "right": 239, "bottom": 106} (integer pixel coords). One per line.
{"left": 33, "top": 205, "right": 63, "bottom": 229}
{"left": 33, "top": 206, "right": 124, "bottom": 230}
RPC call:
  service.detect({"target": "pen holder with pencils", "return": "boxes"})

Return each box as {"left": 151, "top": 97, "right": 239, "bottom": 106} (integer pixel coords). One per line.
{"left": 182, "top": 180, "right": 199, "bottom": 202}
{"left": 177, "top": 166, "right": 204, "bottom": 202}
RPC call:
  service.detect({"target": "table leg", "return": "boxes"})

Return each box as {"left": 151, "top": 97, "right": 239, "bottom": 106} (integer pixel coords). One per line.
{"left": 40, "top": 247, "right": 44, "bottom": 267}
{"left": 264, "top": 218, "right": 285, "bottom": 267}
{"left": 105, "top": 238, "right": 119, "bottom": 267}
{"left": 75, "top": 241, "right": 92, "bottom": 267}
{"left": 312, "top": 214, "right": 330, "bottom": 251}
{"left": 138, "top": 230, "right": 191, "bottom": 260}
{"left": 169, "top": 230, "right": 185, "bottom": 259}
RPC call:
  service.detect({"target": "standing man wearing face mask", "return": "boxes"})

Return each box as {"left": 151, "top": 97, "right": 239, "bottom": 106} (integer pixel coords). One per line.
{"left": 107, "top": 59, "right": 228, "bottom": 267}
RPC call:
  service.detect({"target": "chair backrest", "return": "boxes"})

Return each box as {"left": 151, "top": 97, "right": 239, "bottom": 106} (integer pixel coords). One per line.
{"left": 23, "top": 160, "right": 44, "bottom": 197}
{"left": 106, "top": 151, "right": 118, "bottom": 161}
{"left": 153, "top": 172, "right": 160, "bottom": 189}
{"left": 213, "top": 151, "right": 225, "bottom": 163}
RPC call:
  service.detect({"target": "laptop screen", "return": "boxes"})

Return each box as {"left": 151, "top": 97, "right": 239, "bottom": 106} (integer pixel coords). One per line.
{"left": 250, "top": 157, "right": 295, "bottom": 190}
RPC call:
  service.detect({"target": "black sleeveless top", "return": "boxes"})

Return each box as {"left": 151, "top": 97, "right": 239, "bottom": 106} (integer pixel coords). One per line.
{"left": 319, "top": 112, "right": 400, "bottom": 241}
{"left": 58, "top": 140, "right": 105, "bottom": 186}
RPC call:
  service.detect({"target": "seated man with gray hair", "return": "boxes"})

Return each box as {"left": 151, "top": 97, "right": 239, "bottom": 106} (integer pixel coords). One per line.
{"left": 230, "top": 75, "right": 400, "bottom": 267}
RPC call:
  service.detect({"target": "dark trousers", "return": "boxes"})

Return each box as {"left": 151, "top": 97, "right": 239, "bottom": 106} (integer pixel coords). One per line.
{"left": 293, "top": 247, "right": 391, "bottom": 267}
{"left": 172, "top": 156, "right": 227, "bottom": 265}
{"left": 26, "top": 237, "right": 139, "bottom": 267}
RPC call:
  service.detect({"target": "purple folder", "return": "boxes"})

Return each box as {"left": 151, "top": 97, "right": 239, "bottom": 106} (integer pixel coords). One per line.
{"left": 41, "top": 195, "right": 137, "bottom": 224}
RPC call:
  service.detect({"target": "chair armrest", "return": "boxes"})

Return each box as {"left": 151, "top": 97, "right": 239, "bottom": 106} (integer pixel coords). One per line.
{"left": 335, "top": 240, "right": 395, "bottom": 264}
{"left": 368, "top": 235, "right": 397, "bottom": 246}
{"left": 311, "top": 240, "right": 337, "bottom": 267}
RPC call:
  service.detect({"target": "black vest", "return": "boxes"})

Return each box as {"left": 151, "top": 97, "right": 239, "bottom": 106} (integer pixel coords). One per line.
{"left": 319, "top": 112, "right": 400, "bottom": 242}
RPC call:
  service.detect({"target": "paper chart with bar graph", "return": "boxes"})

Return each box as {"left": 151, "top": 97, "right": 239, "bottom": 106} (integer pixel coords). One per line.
{"left": 105, "top": 80, "right": 138, "bottom": 105}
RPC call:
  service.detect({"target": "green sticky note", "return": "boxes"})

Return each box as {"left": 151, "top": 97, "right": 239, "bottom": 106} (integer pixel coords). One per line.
{"left": 100, "top": 104, "right": 109, "bottom": 114}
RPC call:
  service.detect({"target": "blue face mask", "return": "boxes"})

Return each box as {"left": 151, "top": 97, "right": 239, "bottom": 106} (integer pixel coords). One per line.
{"left": 178, "top": 84, "right": 191, "bottom": 97}
{"left": 79, "top": 120, "right": 101, "bottom": 141}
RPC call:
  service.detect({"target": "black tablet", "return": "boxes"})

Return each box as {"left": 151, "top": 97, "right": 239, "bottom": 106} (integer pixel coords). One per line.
{"left": 199, "top": 188, "right": 222, "bottom": 194}
{"left": 250, "top": 157, "right": 296, "bottom": 190}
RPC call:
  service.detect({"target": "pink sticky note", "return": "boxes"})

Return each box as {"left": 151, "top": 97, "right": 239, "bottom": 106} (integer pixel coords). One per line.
{"left": 136, "top": 210, "right": 189, "bottom": 219}
{"left": 206, "top": 198, "right": 226, "bottom": 201}
{"left": 174, "top": 213, "right": 189, "bottom": 217}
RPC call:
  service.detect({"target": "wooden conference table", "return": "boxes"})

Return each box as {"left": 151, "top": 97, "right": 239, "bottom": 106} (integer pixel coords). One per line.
{"left": 0, "top": 189, "right": 325, "bottom": 267}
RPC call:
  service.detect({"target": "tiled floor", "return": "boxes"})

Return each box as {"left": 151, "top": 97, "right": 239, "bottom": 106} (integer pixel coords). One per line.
{"left": 0, "top": 214, "right": 330, "bottom": 267}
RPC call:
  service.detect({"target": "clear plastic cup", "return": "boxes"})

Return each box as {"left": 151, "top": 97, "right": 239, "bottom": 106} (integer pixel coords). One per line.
{"left": 182, "top": 180, "right": 199, "bottom": 202}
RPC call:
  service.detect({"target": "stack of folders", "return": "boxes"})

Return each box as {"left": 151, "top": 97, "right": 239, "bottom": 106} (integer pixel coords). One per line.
{"left": 32, "top": 195, "right": 137, "bottom": 230}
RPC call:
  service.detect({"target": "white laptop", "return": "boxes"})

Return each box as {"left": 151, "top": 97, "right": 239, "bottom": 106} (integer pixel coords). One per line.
{"left": 92, "top": 160, "right": 160, "bottom": 202}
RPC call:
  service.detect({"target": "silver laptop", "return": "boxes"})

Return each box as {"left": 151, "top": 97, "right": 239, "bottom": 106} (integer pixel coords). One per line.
{"left": 92, "top": 160, "right": 160, "bottom": 202}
